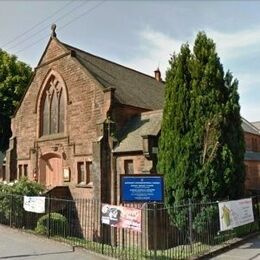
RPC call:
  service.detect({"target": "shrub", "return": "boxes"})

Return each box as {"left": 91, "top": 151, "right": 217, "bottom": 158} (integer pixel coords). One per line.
{"left": 0, "top": 178, "right": 44, "bottom": 222}
{"left": 0, "top": 177, "right": 44, "bottom": 196}
{"left": 192, "top": 204, "right": 219, "bottom": 242}
{"left": 35, "top": 213, "right": 68, "bottom": 237}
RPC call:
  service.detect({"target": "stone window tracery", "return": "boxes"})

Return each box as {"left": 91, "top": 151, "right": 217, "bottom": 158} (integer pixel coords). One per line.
{"left": 40, "top": 75, "right": 65, "bottom": 136}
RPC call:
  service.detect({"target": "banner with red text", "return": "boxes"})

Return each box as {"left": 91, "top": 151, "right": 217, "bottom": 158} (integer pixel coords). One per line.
{"left": 101, "top": 204, "right": 141, "bottom": 232}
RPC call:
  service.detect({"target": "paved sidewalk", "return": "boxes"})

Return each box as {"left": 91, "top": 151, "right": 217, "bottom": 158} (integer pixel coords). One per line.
{"left": 211, "top": 235, "right": 260, "bottom": 260}
{"left": 0, "top": 225, "right": 108, "bottom": 260}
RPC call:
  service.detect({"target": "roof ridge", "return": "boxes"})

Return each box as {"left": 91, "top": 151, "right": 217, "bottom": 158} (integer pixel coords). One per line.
{"left": 58, "top": 40, "right": 164, "bottom": 83}
{"left": 141, "top": 109, "right": 163, "bottom": 116}
{"left": 242, "top": 117, "right": 260, "bottom": 133}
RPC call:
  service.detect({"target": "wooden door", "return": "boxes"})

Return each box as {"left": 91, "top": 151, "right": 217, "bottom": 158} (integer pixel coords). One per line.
{"left": 40, "top": 154, "right": 62, "bottom": 187}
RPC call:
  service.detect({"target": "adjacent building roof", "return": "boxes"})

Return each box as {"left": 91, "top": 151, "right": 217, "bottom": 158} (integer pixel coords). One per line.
{"left": 242, "top": 118, "right": 260, "bottom": 135}
{"left": 251, "top": 121, "right": 260, "bottom": 131}
{"left": 60, "top": 41, "right": 165, "bottom": 110}
{"left": 114, "top": 113, "right": 260, "bottom": 153}
{"left": 113, "top": 110, "right": 162, "bottom": 153}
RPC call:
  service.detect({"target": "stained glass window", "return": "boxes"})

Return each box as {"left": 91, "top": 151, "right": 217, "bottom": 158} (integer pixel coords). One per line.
{"left": 50, "top": 91, "right": 58, "bottom": 134}
{"left": 42, "top": 94, "right": 49, "bottom": 136}
{"left": 59, "top": 89, "right": 64, "bottom": 133}
{"left": 41, "top": 77, "right": 65, "bottom": 136}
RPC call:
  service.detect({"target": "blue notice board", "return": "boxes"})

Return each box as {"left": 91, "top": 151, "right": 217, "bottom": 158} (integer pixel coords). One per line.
{"left": 120, "top": 175, "right": 164, "bottom": 203}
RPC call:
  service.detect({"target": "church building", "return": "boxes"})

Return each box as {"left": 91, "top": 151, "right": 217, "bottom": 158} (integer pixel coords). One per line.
{"left": 4, "top": 26, "right": 260, "bottom": 204}
{"left": 5, "top": 26, "right": 164, "bottom": 203}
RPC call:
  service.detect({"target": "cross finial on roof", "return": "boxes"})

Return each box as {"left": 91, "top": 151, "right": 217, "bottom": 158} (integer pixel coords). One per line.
{"left": 51, "top": 24, "right": 57, "bottom": 38}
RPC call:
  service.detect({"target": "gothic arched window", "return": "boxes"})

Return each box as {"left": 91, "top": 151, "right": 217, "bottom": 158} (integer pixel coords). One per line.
{"left": 40, "top": 76, "right": 65, "bottom": 136}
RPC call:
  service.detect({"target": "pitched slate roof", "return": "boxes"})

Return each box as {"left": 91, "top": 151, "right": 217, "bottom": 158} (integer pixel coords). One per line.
{"left": 241, "top": 118, "right": 260, "bottom": 135}
{"left": 113, "top": 110, "right": 162, "bottom": 153}
{"left": 251, "top": 121, "right": 260, "bottom": 131}
{"left": 59, "top": 40, "right": 165, "bottom": 110}
{"left": 114, "top": 112, "right": 260, "bottom": 153}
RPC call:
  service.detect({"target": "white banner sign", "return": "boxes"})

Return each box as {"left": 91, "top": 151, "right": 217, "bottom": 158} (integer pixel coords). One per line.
{"left": 218, "top": 198, "right": 254, "bottom": 231}
{"left": 23, "top": 196, "right": 46, "bottom": 214}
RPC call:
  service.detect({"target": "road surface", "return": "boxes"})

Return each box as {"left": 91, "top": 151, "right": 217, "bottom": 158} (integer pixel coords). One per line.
{"left": 0, "top": 225, "right": 108, "bottom": 260}
{"left": 211, "top": 235, "right": 260, "bottom": 260}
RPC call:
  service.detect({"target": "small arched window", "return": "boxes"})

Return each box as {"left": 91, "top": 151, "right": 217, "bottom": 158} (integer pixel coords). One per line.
{"left": 40, "top": 76, "right": 65, "bottom": 136}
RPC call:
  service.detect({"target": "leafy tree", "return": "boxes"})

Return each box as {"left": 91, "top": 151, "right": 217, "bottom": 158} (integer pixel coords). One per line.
{"left": 0, "top": 50, "right": 32, "bottom": 152}
{"left": 0, "top": 176, "right": 44, "bottom": 195}
{"left": 158, "top": 32, "right": 245, "bottom": 208}
{"left": 0, "top": 177, "right": 44, "bottom": 221}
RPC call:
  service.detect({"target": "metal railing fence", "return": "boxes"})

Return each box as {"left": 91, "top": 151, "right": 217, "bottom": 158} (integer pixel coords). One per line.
{"left": 0, "top": 193, "right": 259, "bottom": 259}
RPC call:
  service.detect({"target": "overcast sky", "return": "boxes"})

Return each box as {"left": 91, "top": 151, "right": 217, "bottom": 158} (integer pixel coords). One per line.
{"left": 0, "top": 0, "right": 260, "bottom": 121}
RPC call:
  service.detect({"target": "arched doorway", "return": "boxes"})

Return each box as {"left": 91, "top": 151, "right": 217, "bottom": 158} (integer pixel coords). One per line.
{"left": 39, "top": 153, "right": 63, "bottom": 188}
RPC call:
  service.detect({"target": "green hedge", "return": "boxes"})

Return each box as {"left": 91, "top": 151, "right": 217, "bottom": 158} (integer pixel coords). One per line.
{"left": 35, "top": 213, "right": 68, "bottom": 237}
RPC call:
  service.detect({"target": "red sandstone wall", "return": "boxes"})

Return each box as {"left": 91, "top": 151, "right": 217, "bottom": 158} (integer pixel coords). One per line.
{"left": 113, "top": 104, "right": 149, "bottom": 130}
{"left": 244, "top": 132, "right": 260, "bottom": 152}
{"left": 116, "top": 154, "right": 145, "bottom": 174}
{"left": 11, "top": 38, "right": 110, "bottom": 198}
{"left": 245, "top": 160, "right": 260, "bottom": 191}
{"left": 244, "top": 132, "right": 260, "bottom": 191}
{"left": 115, "top": 154, "right": 153, "bottom": 204}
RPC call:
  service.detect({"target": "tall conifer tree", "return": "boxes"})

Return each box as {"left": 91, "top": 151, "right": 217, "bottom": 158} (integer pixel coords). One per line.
{"left": 157, "top": 44, "right": 194, "bottom": 206}
{"left": 158, "top": 32, "right": 245, "bottom": 206}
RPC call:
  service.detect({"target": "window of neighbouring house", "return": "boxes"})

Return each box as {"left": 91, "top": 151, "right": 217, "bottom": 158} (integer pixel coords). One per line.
{"left": 252, "top": 138, "right": 258, "bottom": 151}
{"left": 77, "top": 161, "right": 92, "bottom": 185}
{"left": 245, "top": 137, "right": 250, "bottom": 151}
{"left": 40, "top": 75, "right": 65, "bottom": 136}
{"left": 124, "top": 160, "right": 134, "bottom": 175}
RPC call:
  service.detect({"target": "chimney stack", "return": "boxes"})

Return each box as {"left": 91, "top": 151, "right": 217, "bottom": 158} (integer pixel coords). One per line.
{"left": 154, "top": 68, "right": 162, "bottom": 82}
